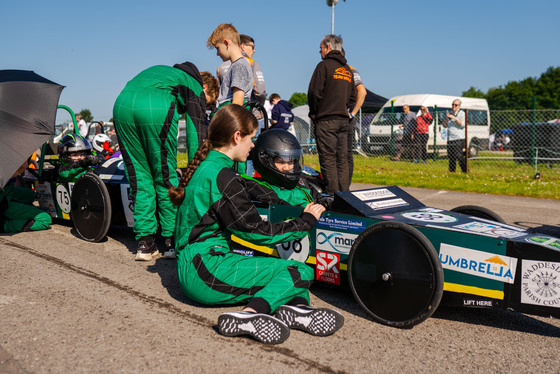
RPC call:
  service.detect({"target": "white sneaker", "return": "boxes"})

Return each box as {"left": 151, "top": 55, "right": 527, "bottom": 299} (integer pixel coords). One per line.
{"left": 275, "top": 305, "right": 344, "bottom": 336}
{"left": 218, "top": 311, "right": 290, "bottom": 344}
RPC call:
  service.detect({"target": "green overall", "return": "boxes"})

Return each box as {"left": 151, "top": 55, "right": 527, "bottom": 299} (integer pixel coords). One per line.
{"left": 175, "top": 151, "right": 317, "bottom": 314}
{"left": 113, "top": 64, "right": 206, "bottom": 240}
{"left": 242, "top": 176, "right": 314, "bottom": 207}
{"left": 0, "top": 183, "right": 51, "bottom": 233}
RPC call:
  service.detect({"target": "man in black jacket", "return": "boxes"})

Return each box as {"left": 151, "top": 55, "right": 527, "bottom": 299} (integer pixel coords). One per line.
{"left": 308, "top": 35, "right": 356, "bottom": 194}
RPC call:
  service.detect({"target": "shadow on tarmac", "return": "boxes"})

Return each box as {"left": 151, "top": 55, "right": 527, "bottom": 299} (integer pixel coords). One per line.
{"left": 311, "top": 280, "right": 560, "bottom": 338}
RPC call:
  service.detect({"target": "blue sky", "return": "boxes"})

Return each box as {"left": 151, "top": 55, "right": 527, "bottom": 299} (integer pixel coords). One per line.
{"left": 3, "top": 0, "right": 559, "bottom": 122}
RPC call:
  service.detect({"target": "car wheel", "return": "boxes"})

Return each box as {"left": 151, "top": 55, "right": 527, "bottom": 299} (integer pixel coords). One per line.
{"left": 71, "top": 172, "right": 112, "bottom": 242}
{"left": 450, "top": 205, "right": 506, "bottom": 223}
{"left": 348, "top": 221, "right": 444, "bottom": 328}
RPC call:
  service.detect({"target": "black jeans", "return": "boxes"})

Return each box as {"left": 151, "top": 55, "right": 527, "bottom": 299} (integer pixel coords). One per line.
{"left": 414, "top": 133, "right": 429, "bottom": 161}
{"left": 315, "top": 118, "right": 349, "bottom": 194}
{"left": 447, "top": 139, "right": 467, "bottom": 172}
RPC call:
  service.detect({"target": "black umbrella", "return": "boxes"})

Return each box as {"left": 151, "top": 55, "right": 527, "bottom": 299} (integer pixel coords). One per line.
{"left": 0, "top": 70, "right": 64, "bottom": 187}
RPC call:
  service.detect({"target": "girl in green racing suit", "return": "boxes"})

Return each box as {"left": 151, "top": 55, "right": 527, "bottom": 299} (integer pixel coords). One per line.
{"left": 168, "top": 105, "right": 344, "bottom": 344}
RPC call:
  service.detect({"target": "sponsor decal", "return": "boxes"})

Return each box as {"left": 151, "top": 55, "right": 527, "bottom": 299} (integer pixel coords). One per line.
{"left": 419, "top": 207, "right": 443, "bottom": 213}
{"left": 525, "top": 235, "right": 560, "bottom": 252}
{"left": 521, "top": 260, "right": 560, "bottom": 308}
{"left": 463, "top": 298, "right": 494, "bottom": 307}
{"left": 316, "top": 251, "right": 340, "bottom": 285}
{"left": 352, "top": 188, "right": 395, "bottom": 201}
{"left": 232, "top": 248, "right": 254, "bottom": 257}
{"left": 439, "top": 243, "right": 517, "bottom": 284}
{"left": 316, "top": 229, "right": 358, "bottom": 255}
{"left": 317, "top": 216, "right": 365, "bottom": 231}
{"left": 120, "top": 184, "right": 134, "bottom": 227}
{"left": 55, "top": 184, "right": 71, "bottom": 213}
{"left": 454, "top": 221, "right": 527, "bottom": 239}
{"left": 99, "top": 174, "right": 124, "bottom": 181}
{"left": 382, "top": 215, "right": 394, "bottom": 219}
{"left": 276, "top": 236, "right": 310, "bottom": 262}
{"left": 366, "top": 198, "right": 408, "bottom": 211}
{"left": 102, "top": 157, "right": 121, "bottom": 167}
{"left": 35, "top": 182, "right": 57, "bottom": 216}
{"left": 402, "top": 211, "right": 457, "bottom": 223}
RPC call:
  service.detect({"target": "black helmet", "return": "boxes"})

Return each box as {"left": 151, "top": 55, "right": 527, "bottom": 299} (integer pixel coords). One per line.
{"left": 58, "top": 133, "right": 92, "bottom": 164}
{"left": 251, "top": 129, "right": 303, "bottom": 189}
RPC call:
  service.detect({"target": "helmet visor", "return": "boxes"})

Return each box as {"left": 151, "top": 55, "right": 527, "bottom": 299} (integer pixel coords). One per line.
{"left": 270, "top": 149, "right": 303, "bottom": 174}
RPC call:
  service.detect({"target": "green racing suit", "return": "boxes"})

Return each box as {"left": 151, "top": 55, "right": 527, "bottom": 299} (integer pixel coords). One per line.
{"left": 113, "top": 62, "right": 206, "bottom": 240}
{"left": 175, "top": 150, "right": 318, "bottom": 314}
{"left": 0, "top": 182, "right": 51, "bottom": 233}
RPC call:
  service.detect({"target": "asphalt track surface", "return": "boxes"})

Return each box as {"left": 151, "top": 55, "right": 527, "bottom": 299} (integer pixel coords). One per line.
{"left": 1, "top": 184, "right": 560, "bottom": 373}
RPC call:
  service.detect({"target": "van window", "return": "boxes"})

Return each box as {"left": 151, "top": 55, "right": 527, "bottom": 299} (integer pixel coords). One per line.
{"left": 374, "top": 106, "right": 422, "bottom": 125}
{"left": 466, "top": 109, "right": 488, "bottom": 126}
{"left": 432, "top": 108, "right": 487, "bottom": 126}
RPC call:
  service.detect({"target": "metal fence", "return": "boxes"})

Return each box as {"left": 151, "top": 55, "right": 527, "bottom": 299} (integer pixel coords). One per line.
{"left": 296, "top": 109, "right": 560, "bottom": 180}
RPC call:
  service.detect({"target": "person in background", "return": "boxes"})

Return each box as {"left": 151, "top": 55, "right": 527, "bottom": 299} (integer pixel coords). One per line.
{"left": 269, "top": 93, "right": 294, "bottom": 130}
{"left": 414, "top": 106, "right": 432, "bottom": 163}
{"left": 307, "top": 34, "right": 356, "bottom": 194}
{"left": 91, "top": 133, "right": 115, "bottom": 160}
{"left": 201, "top": 71, "right": 220, "bottom": 133}
{"left": 391, "top": 104, "right": 416, "bottom": 161}
{"left": 443, "top": 99, "right": 467, "bottom": 172}
{"left": 76, "top": 114, "right": 88, "bottom": 138}
{"left": 210, "top": 25, "right": 254, "bottom": 107}
{"left": 341, "top": 48, "right": 367, "bottom": 184}
{"left": 217, "top": 34, "right": 266, "bottom": 106}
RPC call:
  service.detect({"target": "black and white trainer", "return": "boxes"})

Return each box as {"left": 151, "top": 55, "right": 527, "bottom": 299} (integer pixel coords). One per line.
{"left": 217, "top": 311, "right": 290, "bottom": 345}
{"left": 135, "top": 240, "right": 159, "bottom": 261}
{"left": 162, "top": 237, "right": 176, "bottom": 259}
{"left": 275, "top": 305, "right": 344, "bottom": 336}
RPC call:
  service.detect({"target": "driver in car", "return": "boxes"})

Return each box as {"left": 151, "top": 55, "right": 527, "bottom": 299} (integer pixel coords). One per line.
{"left": 249, "top": 129, "right": 332, "bottom": 208}
{"left": 57, "top": 134, "right": 100, "bottom": 182}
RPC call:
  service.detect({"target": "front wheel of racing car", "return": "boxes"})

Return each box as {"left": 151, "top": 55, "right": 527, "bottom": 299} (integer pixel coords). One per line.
{"left": 348, "top": 221, "right": 444, "bottom": 328}
{"left": 450, "top": 205, "right": 505, "bottom": 223}
{"left": 71, "top": 172, "right": 112, "bottom": 242}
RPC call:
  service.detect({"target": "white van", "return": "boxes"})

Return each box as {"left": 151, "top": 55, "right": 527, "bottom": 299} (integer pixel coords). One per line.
{"left": 367, "top": 94, "right": 490, "bottom": 157}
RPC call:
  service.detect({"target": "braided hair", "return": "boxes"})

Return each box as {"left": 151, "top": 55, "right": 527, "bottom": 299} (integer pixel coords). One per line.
{"left": 168, "top": 104, "right": 258, "bottom": 206}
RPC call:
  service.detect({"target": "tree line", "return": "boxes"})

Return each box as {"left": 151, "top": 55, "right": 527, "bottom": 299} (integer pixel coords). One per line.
{"left": 462, "top": 66, "right": 560, "bottom": 110}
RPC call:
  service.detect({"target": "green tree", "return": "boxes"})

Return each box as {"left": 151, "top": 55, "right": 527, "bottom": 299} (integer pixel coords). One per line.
{"left": 462, "top": 66, "right": 559, "bottom": 110}
{"left": 486, "top": 77, "right": 537, "bottom": 110}
{"left": 288, "top": 92, "right": 308, "bottom": 108}
{"left": 79, "top": 109, "right": 93, "bottom": 122}
{"left": 535, "top": 66, "right": 560, "bottom": 109}
{"left": 462, "top": 86, "right": 486, "bottom": 98}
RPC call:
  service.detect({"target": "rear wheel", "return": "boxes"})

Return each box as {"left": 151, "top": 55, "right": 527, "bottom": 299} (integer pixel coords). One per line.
{"left": 71, "top": 172, "right": 112, "bottom": 242}
{"left": 348, "top": 221, "right": 444, "bottom": 328}
{"left": 450, "top": 205, "right": 505, "bottom": 223}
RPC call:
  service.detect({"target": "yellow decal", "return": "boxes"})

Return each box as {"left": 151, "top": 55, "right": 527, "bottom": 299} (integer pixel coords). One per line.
{"left": 444, "top": 282, "right": 504, "bottom": 300}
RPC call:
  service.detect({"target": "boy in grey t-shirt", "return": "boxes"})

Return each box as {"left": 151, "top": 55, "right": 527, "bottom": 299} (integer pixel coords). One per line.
{"left": 207, "top": 24, "right": 254, "bottom": 106}
{"left": 217, "top": 57, "right": 253, "bottom": 105}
